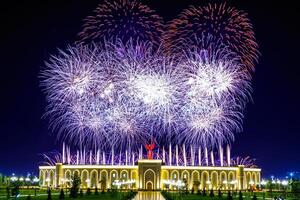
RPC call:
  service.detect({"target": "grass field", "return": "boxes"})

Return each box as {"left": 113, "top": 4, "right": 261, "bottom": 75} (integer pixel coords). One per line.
{"left": 161, "top": 190, "right": 300, "bottom": 200}
{"left": 0, "top": 188, "right": 59, "bottom": 198}
{"left": 0, "top": 188, "right": 136, "bottom": 200}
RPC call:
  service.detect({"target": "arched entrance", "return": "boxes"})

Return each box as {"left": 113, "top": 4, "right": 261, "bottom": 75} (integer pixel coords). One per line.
{"left": 144, "top": 169, "right": 156, "bottom": 190}
{"left": 146, "top": 181, "right": 153, "bottom": 190}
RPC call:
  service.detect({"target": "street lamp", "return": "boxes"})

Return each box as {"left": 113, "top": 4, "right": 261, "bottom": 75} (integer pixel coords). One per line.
{"left": 281, "top": 180, "right": 288, "bottom": 186}
{"left": 260, "top": 179, "right": 266, "bottom": 190}
{"left": 10, "top": 174, "right": 18, "bottom": 182}
{"left": 33, "top": 177, "right": 39, "bottom": 183}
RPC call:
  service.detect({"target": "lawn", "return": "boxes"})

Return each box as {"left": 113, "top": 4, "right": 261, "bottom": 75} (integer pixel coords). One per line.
{"left": 161, "top": 190, "right": 300, "bottom": 200}
{"left": 0, "top": 188, "right": 136, "bottom": 200}
{"left": 0, "top": 188, "right": 59, "bottom": 198}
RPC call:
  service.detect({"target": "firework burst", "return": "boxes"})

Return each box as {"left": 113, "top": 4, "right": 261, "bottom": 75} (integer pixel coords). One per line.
{"left": 41, "top": 2, "right": 259, "bottom": 155}
{"left": 78, "top": 0, "right": 164, "bottom": 48}
{"left": 41, "top": 41, "right": 184, "bottom": 151}
{"left": 175, "top": 42, "right": 251, "bottom": 148}
{"left": 163, "top": 3, "right": 259, "bottom": 71}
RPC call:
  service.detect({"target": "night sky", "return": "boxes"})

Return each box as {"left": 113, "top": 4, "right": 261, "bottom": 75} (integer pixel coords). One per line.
{"left": 0, "top": 0, "right": 299, "bottom": 177}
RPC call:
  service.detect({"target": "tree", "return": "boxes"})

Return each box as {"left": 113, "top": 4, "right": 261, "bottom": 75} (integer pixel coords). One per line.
{"left": 47, "top": 188, "right": 52, "bottom": 200}
{"left": 6, "top": 186, "right": 10, "bottom": 198}
{"left": 86, "top": 188, "right": 91, "bottom": 195}
{"left": 291, "top": 180, "right": 300, "bottom": 193}
{"left": 209, "top": 189, "right": 214, "bottom": 197}
{"left": 26, "top": 195, "right": 31, "bottom": 200}
{"left": 59, "top": 189, "right": 65, "bottom": 200}
{"left": 197, "top": 189, "right": 201, "bottom": 195}
{"left": 70, "top": 174, "right": 81, "bottom": 198}
{"left": 227, "top": 190, "right": 233, "bottom": 200}
{"left": 79, "top": 189, "right": 83, "bottom": 197}
{"left": 202, "top": 187, "right": 207, "bottom": 196}
{"left": 95, "top": 187, "right": 99, "bottom": 195}
{"left": 11, "top": 181, "right": 20, "bottom": 198}
{"left": 239, "top": 190, "right": 243, "bottom": 200}
{"left": 218, "top": 189, "right": 222, "bottom": 198}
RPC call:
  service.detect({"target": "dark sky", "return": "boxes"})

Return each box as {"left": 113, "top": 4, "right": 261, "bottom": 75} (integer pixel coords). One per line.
{"left": 0, "top": 0, "right": 299, "bottom": 178}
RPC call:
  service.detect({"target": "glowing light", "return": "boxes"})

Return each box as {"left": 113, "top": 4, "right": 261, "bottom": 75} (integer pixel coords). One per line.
{"left": 10, "top": 174, "right": 18, "bottom": 182}
{"left": 162, "top": 179, "right": 185, "bottom": 187}
{"left": 281, "top": 180, "right": 288, "bottom": 186}
{"left": 112, "top": 179, "right": 135, "bottom": 188}
{"left": 33, "top": 177, "right": 39, "bottom": 183}
{"left": 260, "top": 180, "right": 267, "bottom": 185}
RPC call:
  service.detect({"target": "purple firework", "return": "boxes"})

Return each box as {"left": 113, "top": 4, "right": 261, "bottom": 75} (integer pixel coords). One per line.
{"left": 41, "top": 2, "right": 258, "bottom": 154}
{"left": 178, "top": 42, "right": 250, "bottom": 148}
{"left": 41, "top": 40, "right": 252, "bottom": 152}
{"left": 78, "top": 0, "right": 164, "bottom": 48}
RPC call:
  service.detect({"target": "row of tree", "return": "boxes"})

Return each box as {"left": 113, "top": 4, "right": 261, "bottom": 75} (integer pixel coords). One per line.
{"left": 162, "top": 189, "right": 258, "bottom": 200}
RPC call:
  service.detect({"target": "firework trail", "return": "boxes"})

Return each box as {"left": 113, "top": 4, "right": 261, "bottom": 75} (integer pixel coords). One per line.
{"left": 163, "top": 3, "right": 259, "bottom": 71}
{"left": 78, "top": 0, "right": 164, "bottom": 48}
{"left": 228, "top": 156, "right": 257, "bottom": 168}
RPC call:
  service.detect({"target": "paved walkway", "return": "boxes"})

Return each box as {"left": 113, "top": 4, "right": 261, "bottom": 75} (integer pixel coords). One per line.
{"left": 132, "top": 191, "right": 165, "bottom": 200}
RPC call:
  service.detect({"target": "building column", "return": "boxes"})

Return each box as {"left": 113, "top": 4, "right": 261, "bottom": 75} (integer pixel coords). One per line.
{"left": 237, "top": 165, "right": 244, "bottom": 190}
{"left": 56, "top": 163, "right": 63, "bottom": 188}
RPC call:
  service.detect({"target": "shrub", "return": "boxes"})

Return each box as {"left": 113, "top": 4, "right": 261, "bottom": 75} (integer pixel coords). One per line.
{"left": 227, "top": 190, "right": 233, "bottom": 200}
{"left": 59, "top": 189, "right": 65, "bottom": 200}
{"left": 202, "top": 187, "right": 207, "bottom": 196}
{"left": 239, "top": 190, "right": 243, "bottom": 200}
{"left": 79, "top": 189, "right": 83, "bottom": 197}
{"left": 209, "top": 189, "right": 214, "bottom": 197}
{"left": 218, "top": 189, "right": 222, "bottom": 198}
{"left": 86, "top": 188, "right": 91, "bottom": 195}
{"left": 47, "top": 188, "right": 52, "bottom": 200}
{"left": 70, "top": 174, "right": 81, "bottom": 198}
{"left": 95, "top": 187, "right": 99, "bottom": 195}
